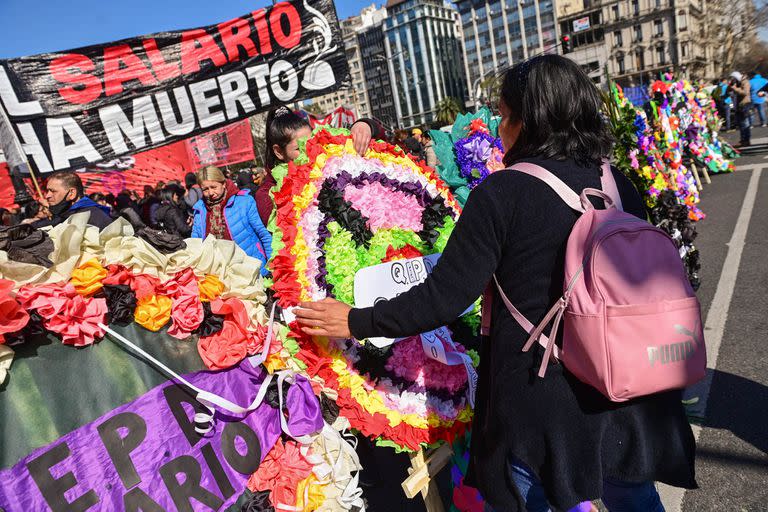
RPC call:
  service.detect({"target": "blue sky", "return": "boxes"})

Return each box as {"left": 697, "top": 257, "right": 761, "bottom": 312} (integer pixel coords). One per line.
{"left": 0, "top": 0, "right": 377, "bottom": 58}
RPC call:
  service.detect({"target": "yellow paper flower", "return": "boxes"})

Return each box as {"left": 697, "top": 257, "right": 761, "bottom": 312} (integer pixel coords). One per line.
{"left": 294, "top": 475, "right": 325, "bottom": 511}
{"left": 70, "top": 259, "right": 107, "bottom": 296}
{"left": 198, "top": 274, "right": 224, "bottom": 302}
{"left": 134, "top": 294, "right": 172, "bottom": 331}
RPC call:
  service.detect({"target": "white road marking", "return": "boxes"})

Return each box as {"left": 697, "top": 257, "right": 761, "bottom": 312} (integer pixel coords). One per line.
{"left": 658, "top": 168, "right": 763, "bottom": 511}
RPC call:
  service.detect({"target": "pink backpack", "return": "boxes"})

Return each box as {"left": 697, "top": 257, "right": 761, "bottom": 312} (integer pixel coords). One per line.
{"left": 482, "top": 162, "right": 706, "bottom": 402}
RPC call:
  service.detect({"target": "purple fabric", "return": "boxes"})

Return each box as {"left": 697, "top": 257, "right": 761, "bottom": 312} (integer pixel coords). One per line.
{"left": 0, "top": 362, "right": 321, "bottom": 511}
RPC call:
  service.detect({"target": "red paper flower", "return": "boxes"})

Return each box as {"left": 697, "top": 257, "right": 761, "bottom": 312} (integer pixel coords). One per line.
{"left": 468, "top": 118, "right": 489, "bottom": 134}
{"left": 0, "top": 280, "right": 29, "bottom": 344}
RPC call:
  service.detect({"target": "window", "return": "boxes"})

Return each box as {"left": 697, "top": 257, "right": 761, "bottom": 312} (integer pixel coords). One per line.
{"left": 678, "top": 11, "right": 687, "bottom": 31}
{"left": 612, "top": 4, "right": 620, "bottom": 20}
{"left": 617, "top": 55, "right": 626, "bottom": 74}
{"left": 656, "top": 46, "right": 666, "bottom": 64}
{"left": 635, "top": 49, "right": 645, "bottom": 69}
{"left": 681, "top": 42, "right": 688, "bottom": 57}
{"left": 655, "top": 0, "right": 663, "bottom": 7}
{"left": 634, "top": 25, "right": 643, "bottom": 42}
{"left": 654, "top": 19, "right": 664, "bottom": 36}
{"left": 615, "top": 30, "right": 623, "bottom": 46}
{"left": 632, "top": 0, "right": 640, "bottom": 15}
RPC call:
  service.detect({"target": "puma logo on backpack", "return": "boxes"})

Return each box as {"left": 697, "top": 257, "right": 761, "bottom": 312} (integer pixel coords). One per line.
{"left": 482, "top": 161, "right": 706, "bottom": 402}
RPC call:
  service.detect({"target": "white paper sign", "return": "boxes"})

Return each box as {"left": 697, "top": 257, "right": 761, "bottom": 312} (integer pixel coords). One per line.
{"left": 353, "top": 253, "right": 442, "bottom": 347}
{"left": 353, "top": 254, "right": 477, "bottom": 406}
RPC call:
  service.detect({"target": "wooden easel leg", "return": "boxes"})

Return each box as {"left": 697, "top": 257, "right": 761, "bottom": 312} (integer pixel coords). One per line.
{"left": 690, "top": 162, "right": 703, "bottom": 191}
{"left": 403, "top": 446, "right": 452, "bottom": 512}
{"left": 700, "top": 162, "right": 711, "bottom": 184}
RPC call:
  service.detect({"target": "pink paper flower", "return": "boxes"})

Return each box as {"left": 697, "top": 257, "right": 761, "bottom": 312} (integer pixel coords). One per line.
{"left": 17, "top": 282, "right": 106, "bottom": 347}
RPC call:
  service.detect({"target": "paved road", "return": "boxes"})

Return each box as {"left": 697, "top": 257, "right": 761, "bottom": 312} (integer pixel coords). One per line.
{"left": 660, "top": 129, "right": 768, "bottom": 512}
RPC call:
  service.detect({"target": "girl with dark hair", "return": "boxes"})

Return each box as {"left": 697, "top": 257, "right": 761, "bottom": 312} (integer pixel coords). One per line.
{"left": 295, "top": 55, "right": 695, "bottom": 512}
{"left": 254, "top": 107, "right": 386, "bottom": 226}
{"left": 155, "top": 184, "right": 191, "bottom": 237}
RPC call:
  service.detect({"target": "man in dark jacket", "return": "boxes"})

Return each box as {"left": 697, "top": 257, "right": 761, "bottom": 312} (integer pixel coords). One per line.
{"left": 35, "top": 171, "right": 112, "bottom": 230}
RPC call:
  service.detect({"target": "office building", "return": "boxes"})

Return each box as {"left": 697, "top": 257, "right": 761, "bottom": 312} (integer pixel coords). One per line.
{"left": 384, "top": 0, "right": 469, "bottom": 128}
{"left": 558, "top": 0, "right": 719, "bottom": 87}
{"left": 358, "top": 9, "right": 398, "bottom": 128}
{"left": 455, "top": 0, "right": 559, "bottom": 101}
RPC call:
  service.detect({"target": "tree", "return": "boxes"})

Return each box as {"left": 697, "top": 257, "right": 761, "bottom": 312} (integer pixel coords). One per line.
{"left": 709, "top": 0, "right": 768, "bottom": 76}
{"left": 478, "top": 74, "right": 502, "bottom": 109}
{"left": 435, "top": 97, "right": 464, "bottom": 126}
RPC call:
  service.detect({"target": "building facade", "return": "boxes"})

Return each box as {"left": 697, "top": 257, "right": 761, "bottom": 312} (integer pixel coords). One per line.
{"left": 455, "top": 0, "right": 559, "bottom": 103}
{"left": 358, "top": 11, "right": 398, "bottom": 128}
{"left": 558, "top": 0, "right": 718, "bottom": 88}
{"left": 306, "top": 6, "right": 380, "bottom": 118}
{"left": 384, "top": 0, "right": 469, "bottom": 128}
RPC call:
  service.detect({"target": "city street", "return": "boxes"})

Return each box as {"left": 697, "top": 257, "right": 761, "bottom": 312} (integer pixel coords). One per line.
{"left": 656, "top": 127, "right": 768, "bottom": 511}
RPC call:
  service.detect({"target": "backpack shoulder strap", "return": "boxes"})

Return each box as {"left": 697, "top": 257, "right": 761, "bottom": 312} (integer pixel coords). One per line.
{"left": 481, "top": 276, "right": 560, "bottom": 359}
{"left": 599, "top": 159, "right": 624, "bottom": 211}
{"left": 510, "top": 163, "right": 585, "bottom": 213}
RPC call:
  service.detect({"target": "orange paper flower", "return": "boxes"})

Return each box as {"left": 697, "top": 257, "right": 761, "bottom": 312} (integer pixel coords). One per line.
{"left": 134, "top": 294, "right": 172, "bottom": 331}
{"left": 70, "top": 259, "right": 107, "bottom": 297}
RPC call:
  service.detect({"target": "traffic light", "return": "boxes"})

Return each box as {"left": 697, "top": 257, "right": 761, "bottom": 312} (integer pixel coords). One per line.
{"left": 561, "top": 35, "right": 572, "bottom": 54}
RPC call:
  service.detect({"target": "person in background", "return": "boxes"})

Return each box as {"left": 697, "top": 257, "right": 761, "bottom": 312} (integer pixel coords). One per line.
{"left": 138, "top": 185, "right": 160, "bottom": 227}
{"left": 422, "top": 131, "right": 439, "bottom": 168}
{"left": 34, "top": 171, "right": 112, "bottom": 230}
{"left": 89, "top": 192, "right": 111, "bottom": 211}
{"left": 393, "top": 129, "right": 409, "bottom": 152}
{"left": 729, "top": 71, "right": 752, "bottom": 147}
{"left": 252, "top": 168, "right": 267, "bottom": 189}
{"left": 155, "top": 184, "right": 191, "bottom": 237}
{"left": 255, "top": 107, "right": 383, "bottom": 226}
{"left": 295, "top": 55, "right": 695, "bottom": 512}
{"left": 184, "top": 172, "right": 203, "bottom": 212}
{"left": 0, "top": 208, "right": 12, "bottom": 227}
{"left": 749, "top": 71, "right": 767, "bottom": 127}
{"left": 235, "top": 169, "right": 258, "bottom": 197}
{"left": 114, "top": 191, "right": 146, "bottom": 231}
{"left": 403, "top": 128, "right": 426, "bottom": 161}
{"left": 191, "top": 165, "right": 272, "bottom": 276}
{"left": 715, "top": 78, "right": 733, "bottom": 131}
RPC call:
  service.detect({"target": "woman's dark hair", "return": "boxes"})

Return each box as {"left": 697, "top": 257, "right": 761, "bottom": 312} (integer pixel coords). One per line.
{"left": 89, "top": 192, "right": 106, "bottom": 203}
{"left": 116, "top": 191, "right": 137, "bottom": 211}
{"left": 500, "top": 54, "right": 613, "bottom": 166}
{"left": 159, "top": 184, "right": 184, "bottom": 204}
{"left": 184, "top": 172, "right": 197, "bottom": 189}
{"left": 265, "top": 107, "right": 311, "bottom": 171}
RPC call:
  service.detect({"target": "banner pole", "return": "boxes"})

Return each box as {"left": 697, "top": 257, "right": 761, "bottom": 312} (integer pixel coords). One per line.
{"left": 0, "top": 100, "right": 42, "bottom": 203}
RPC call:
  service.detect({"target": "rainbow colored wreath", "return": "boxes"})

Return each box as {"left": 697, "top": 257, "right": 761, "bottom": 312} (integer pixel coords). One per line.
{"left": 269, "top": 127, "right": 477, "bottom": 451}
{"left": 430, "top": 107, "right": 505, "bottom": 206}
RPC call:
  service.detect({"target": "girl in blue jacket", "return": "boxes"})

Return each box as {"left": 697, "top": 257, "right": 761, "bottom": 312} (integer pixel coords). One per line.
{"left": 191, "top": 166, "right": 272, "bottom": 276}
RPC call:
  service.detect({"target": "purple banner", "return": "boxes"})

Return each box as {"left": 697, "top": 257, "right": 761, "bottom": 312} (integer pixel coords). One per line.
{"left": 0, "top": 362, "right": 315, "bottom": 511}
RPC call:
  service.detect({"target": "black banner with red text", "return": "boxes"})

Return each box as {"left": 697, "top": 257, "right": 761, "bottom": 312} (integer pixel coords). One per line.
{"left": 0, "top": 0, "right": 348, "bottom": 174}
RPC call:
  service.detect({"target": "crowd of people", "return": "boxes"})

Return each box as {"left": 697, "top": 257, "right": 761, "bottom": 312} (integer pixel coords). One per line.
{"left": 0, "top": 55, "right": 712, "bottom": 511}
{"left": 713, "top": 70, "right": 768, "bottom": 148}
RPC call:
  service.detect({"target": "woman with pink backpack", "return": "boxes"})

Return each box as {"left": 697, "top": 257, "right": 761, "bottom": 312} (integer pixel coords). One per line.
{"left": 296, "top": 55, "right": 698, "bottom": 512}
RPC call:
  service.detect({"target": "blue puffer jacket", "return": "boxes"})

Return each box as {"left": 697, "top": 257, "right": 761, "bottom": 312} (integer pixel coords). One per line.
{"left": 191, "top": 191, "right": 272, "bottom": 276}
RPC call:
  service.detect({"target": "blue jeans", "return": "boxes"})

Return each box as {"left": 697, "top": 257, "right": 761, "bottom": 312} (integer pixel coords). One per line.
{"left": 754, "top": 102, "right": 766, "bottom": 126}
{"left": 736, "top": 104, "right": 753, "bottom": 144}
{"left": 486, "top": 457, "right": 665, "bottom": 512}
{"left": 724, "top": 103, "right": 733, "bottom": 130}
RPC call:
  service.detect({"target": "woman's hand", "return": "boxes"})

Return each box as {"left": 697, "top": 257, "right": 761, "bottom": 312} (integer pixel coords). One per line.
{"left": 295, "top": 298, "right": 353, "bottom": 338}
{"left": 350, "top": 121, "right": 372, "bottom": 156}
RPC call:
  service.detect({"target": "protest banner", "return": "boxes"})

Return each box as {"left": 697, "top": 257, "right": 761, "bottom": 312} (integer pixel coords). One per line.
{"left": 0, "top": 0, "right": 348, "bottom": 175}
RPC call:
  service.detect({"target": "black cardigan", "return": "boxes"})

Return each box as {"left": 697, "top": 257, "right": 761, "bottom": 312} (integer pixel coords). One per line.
{"left": 349, "top": 157, "right": 696, "bottom": 511}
